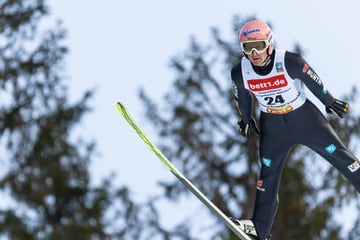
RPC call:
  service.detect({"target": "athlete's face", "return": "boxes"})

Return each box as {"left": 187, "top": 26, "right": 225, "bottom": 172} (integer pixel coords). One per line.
{"left": 246, "top": 50, "right": 269, "bottom": 66}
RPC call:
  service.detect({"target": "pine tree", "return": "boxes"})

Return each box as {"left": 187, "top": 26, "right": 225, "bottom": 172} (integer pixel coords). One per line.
{"left": 0, "top": 1, "right": 149, "bottom": 239}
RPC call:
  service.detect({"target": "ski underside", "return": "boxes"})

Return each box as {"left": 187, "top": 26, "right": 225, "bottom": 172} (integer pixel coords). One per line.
{"left": 116, "top": 102, "right": 252, "bottom": 240}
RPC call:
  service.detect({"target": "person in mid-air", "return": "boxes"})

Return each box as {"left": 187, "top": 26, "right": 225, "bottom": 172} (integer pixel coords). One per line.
{"left": 230, "top": 19, "right": 360, "bottom": 240}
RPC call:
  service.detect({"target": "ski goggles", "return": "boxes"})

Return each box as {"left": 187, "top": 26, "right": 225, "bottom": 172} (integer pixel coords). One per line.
{"left": 241, "top": 40, "right": 270, "bottom": 55}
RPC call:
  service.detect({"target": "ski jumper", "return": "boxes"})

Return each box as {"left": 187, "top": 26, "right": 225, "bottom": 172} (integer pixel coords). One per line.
{"left": 231, "top": 49, "right": 360, "bottom": 240}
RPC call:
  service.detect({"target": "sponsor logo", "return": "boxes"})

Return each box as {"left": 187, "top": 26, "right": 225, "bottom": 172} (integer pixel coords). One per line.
{"left": 266, "top": 105, "right": 293, "bottom": 114}
{"left": 243, "top": 29, "right": 260, "bottom": 37}
{"left": 232, "top": 84, "right": 239, "bottom": 98}
{"left": 262, "top": 157, "right": 272, "bottom": 167}
{"left": 247, "top": 75, "right": 288, "bottom": 92}
{"left": 325, "top": 144, "right": 336, "bottom": 154}
{"left": 302, "top": 64, "right": 322, "bottom": 86}
{"left": 302, "top": 63, "right": 309, "bottom": 72}
{"left": 348, "top": 161, "right": 360, "bottom": 173}
{"left": 275, "top": 62, "right": 284, "bottom": 72}
{"left": 256, "top": 179, "right": 265, "bottom": 192}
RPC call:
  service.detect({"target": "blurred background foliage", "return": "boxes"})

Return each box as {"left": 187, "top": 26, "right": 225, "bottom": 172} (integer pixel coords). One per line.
{"left": 0, "top": 1, "right": 359, "bottom": 239}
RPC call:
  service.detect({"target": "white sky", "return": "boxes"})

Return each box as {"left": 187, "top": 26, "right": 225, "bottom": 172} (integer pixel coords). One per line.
{"left": 49, "top": 1, "right": 359, "bottom": 238}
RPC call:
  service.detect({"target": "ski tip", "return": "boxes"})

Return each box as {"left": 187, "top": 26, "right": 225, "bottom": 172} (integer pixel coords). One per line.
{"left": 116, "top": 102, "right": 123, "bottom": 111}
{"left": 116, "top": 102, "right": 129, "bottom": 115}
{"left": 116, "top": 102, "right": 124, "bottom": 108}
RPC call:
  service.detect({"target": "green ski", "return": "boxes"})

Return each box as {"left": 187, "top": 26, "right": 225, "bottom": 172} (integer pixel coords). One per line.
{"left": 116, "top": 102, "right": 252, "bottom": 240}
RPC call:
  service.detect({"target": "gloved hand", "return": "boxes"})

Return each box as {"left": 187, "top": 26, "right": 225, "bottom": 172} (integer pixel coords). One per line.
{"left": 326, "top": 98, "right": 349, "bottom": 118}
{"left": 238, "top": 117, "right": 260, "bottom": 138}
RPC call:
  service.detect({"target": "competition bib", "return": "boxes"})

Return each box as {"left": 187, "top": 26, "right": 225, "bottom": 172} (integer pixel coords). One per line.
{"left": 242, "top": 50, "right": 306, "bottom": 114}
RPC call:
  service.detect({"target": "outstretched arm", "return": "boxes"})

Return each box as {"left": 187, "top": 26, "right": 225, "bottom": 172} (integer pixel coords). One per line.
{"left": 231, "top": 63, "right": 253, "bottom": 121}
{"left": 285, "top": 52, "right": 349, "bottom": 118}
{"left": 231, "top": 63, "right": 259, "bottom": 137}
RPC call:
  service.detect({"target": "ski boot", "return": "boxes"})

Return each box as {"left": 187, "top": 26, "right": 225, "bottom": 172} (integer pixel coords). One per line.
{"left": 230, "top": 218, "right": 272, "bottom": 240}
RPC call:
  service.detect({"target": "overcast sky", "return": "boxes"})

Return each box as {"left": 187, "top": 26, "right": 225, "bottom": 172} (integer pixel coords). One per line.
{"left": 49, "top": 1, "right": 360, "bottom": 238}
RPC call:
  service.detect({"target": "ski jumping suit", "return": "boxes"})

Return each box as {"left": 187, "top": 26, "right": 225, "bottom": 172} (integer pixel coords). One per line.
{"left": 231, "top": 49, "right": 360, "bottom": 240}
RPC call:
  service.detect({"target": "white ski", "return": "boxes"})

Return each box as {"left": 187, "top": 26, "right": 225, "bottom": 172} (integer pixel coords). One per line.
{"left": 116, "top": 102, "right": 252, "bottom": 240}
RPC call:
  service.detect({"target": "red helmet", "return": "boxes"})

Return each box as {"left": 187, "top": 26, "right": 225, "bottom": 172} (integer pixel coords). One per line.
{"left": 239, "top": 20, "right": 273, "bottom": 54}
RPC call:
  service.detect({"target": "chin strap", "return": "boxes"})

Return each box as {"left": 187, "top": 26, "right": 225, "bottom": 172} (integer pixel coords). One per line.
{"left": 259, "top": 54, "right": 271, "bottom": 66}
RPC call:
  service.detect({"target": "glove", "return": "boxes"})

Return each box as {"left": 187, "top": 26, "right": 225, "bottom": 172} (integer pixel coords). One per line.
{"left": 238, "top": 117, "right": 260, "bottom": 138}
{"left": 326, "top": 98, "right": 349, "bottom": 118}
